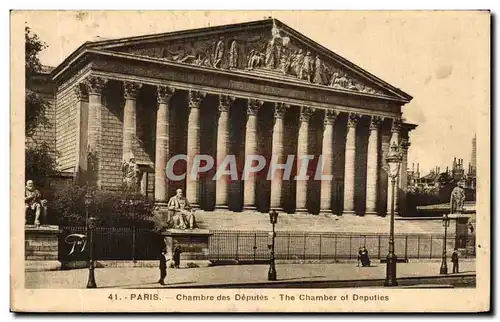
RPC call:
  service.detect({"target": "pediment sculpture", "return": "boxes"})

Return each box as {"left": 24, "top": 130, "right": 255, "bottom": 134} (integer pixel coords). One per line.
{"left": 117, "top": 23, "right": 385, "bottom": 96}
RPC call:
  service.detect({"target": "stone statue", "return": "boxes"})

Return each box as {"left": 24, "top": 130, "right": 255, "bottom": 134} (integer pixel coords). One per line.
{"left": 25, "top": 180, "right": 47, "bottom": 226}
{"left": 291, "top": 49, "right": 304, "bottom": 77}
{"left": 122, "top": 154, "right": 141, "bottom": 192}
{"left": 247, "top": 49, "right": 264, "bottom": 70}
{"left": 313, "top": 55, "right": 326, "bottom": 84}
{"left": 167, "top": 189, "right": 196, "bottom": 230}
{"left": 450, "top": 181, "right": 466, "bottom": 214}
{"left": 300, "top": 51, "right": 314, "bottom": 82}
{"left": 229, "top": 40, "right": 238, "bottom": 68}
{"left": 280, "top": 50, "right": 292, "bottom": 75}
{"left": 329, "top": 72, "right": 340, "bottom": 87}
{"left": 213, "top": 40, "right": 224, "bottom": 68}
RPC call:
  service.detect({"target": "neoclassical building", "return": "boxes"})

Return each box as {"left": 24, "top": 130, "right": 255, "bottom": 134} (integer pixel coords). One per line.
{"left": 31, "top": 18, "right": 417, "bottom": 216}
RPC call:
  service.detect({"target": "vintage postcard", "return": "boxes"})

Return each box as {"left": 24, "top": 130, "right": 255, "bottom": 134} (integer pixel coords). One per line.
{"left": 11, "top": 10, "right": 490, "bottom": 312}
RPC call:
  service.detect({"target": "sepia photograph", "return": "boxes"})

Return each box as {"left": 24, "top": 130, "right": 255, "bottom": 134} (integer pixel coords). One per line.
{"left": 10, "top": 10, "right": 490, "bottom": 312}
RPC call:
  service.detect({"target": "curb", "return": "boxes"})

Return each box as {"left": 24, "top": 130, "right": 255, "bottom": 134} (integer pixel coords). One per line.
{"left": 160, "top": 274, "right": 476, "bottom": 289}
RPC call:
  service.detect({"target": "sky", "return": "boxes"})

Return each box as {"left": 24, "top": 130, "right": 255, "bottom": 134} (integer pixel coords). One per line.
{"left": 21, "top": 10, "right": 489, "bottom": 175}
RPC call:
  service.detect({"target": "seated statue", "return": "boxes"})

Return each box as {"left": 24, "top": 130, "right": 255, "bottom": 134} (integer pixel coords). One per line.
{"left": 167, "top": 189, "right": 196, "bottom": 230}
{"left": 450, "top": 181, "right": 466, "bottom": 214}
{"left": 25, "top": 180, "right": 47, "bottom": 226}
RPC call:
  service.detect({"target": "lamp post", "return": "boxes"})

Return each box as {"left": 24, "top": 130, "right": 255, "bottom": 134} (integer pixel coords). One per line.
{"left": 440, "top": 214, "right": 451, "bottom": 274}
{"left": 268, "top": 209, "right": 279, "bottom": 281}
{"left": 84, "top": 191, "right": 97, "bottom": 289}
{"left": 86, "top": 216, "right": 97, "bottom": 288}
{"left": 384, "top": 141, "right": 402, "bottom": 287}
{"left": 84, "top": 191, "right": 92, "bottom": 235}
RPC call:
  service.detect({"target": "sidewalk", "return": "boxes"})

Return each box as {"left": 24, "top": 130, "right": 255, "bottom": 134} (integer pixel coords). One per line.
{"left": 25, "top": 260, "right": 475, "bottom": 289}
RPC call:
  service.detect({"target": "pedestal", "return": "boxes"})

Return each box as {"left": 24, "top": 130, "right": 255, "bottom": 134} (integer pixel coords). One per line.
{"left": 162, "top": 229, "right": 213, "bottom": 262}
{"left": 25, "top": 225, "right": 62, "bottom": 271}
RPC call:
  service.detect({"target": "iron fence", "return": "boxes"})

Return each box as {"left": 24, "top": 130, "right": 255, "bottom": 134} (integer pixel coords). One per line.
{"left": 58, "top": 227, "right": 475, "bottom": 263}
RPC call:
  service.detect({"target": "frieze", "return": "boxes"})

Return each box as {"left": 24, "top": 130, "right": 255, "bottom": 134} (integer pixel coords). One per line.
{"left": 91, "top": 60, "right": 402, "bottom": 117}
{"left": 115, "top": 22, "right": 386, "bottom": 96}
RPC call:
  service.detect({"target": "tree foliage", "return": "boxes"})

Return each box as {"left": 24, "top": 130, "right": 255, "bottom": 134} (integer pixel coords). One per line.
{"left": 25, "top": 26, "right": 50, "bottom": 137}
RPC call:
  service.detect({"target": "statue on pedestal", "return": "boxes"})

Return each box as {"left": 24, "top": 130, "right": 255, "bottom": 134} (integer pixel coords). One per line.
{"left": 25, "top": 180, "right": 47, "bottom": 226}
{"left": 122, "top": 153, "right": 141, "bottom": 193}
{"left": 450, "top": 180, "right": 466, "bottom": 214}
{"left": 167, "top": 188, "right": 196, "bottom": 230}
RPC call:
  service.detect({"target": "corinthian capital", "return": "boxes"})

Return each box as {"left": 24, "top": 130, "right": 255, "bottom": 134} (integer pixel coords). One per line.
{"left": 324, "top": 109, "right": 339, "bottom": 126}
{"left": 347, "top": 113, "right": 361, "bottom": 128}
{"left": 218, "top": 94, "right": 235, "bottom": 113}
{"left": 188, "top": 90, "right": 206, "bottom": 109}
{"left": 157, "top": 85, "right": 175, "bottom": 104}
{"left": 299, "top": 106, "right": 314, "bottom": 123}
{"left": 369, "top": 116, "right": 384, "bottom": 131}
{"left": 74, "top": 83, "right": 89, "bottom": 102}
{"left": 123, "top": 81, "right": 142, "bottom": 100}
{"left": 274, "top": 102, "right": 289, "bottom": 119}
{"left": 391, "top": 117, "right": 402, "bottom": 134}
{"left": 84, "top": 76, "right": 107, "bottom": 95}
{"left": 247, "top": 99, "right": 263, "bottom": 116}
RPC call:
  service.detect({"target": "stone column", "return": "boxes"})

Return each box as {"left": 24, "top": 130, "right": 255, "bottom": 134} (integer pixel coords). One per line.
{"left": 387, "top": 118, "right": 402, "bottom": 215}
{"left": 74, "top": 83, "right": 89, "bottom": 185}
{"left": 215, "top": 94, "right": 234, "bottom": 210}
{"left": 319, "top": 109, "right": 338, "bottom": 214}
{"left": 122, "top": 81, "right": 142, "bottom": 160}
{"left": 399, "top": 138, "right": 410, "bottom": 215}
{"left": 295, "top": 106, "right": 313, "bottom": 213}
{"left": 365, "top": 116, "right": 383, "bottom": 215}
{"left": 186, "top": 90, "right": 205, "bottom": 209}
{"left": 84, "top": 76, "right": 106, "bottom": 188}
{"left": 243, "top": 99, "right": 262, "bottom": 211}
{"left": 270, "top": 102, "right": 288, "bottom": 211}
{"left": 343, "top": 113, "right": 360, "bottom": 215}
{"left": 154, "top": 85, "right": 175, "bottom": 204}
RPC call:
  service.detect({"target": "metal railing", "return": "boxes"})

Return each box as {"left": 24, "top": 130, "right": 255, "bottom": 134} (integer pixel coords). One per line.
{"left": 58, "top": 227, "right": 475, "bottom": 263}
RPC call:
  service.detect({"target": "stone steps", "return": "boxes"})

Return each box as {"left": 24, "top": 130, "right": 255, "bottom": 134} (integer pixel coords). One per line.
{"left": 192, "top": 210, "right": 455, "bottom": 235}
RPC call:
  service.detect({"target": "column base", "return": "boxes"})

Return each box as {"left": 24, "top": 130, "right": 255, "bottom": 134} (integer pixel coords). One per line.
{"left": 343, "top": 210, "right": 356, "bottom": 215}
{"left": 215, "top": 205, "right": 229, "bottom": 210}
{"left": 319, "top": 209, "right": 333, "bottom": 215}
{"left": 365, "top": 211, "right": 378, "bottom": 216}
{"left": 243, "top": 205, "right": 257, "bottom": 211}
{"left": 295, "top": 208, "right": 308, "bottom": 214}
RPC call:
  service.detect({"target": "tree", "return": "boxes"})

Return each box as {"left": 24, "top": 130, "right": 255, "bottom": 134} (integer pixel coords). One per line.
{"left": 25, "top": 26, "right": 50, "bottom": 137}
{"left": 25, "top": 26, "right": 59, "bottom": 184}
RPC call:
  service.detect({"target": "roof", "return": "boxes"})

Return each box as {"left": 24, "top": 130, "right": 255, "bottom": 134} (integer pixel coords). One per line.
{"left": 50, "top": 18, "right": 413, "bottom": 103}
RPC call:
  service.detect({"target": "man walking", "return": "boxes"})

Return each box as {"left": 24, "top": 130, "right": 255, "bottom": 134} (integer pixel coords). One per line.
{"left": 158, "top": 244, "right": 171, "bottom": 285}
{"left": 451, "top": 248, "right": 459, "bottom": 273}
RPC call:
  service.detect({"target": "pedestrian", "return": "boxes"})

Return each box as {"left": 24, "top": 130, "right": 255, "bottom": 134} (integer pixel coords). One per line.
{"left": 173, "top": 245, "right": 182, "bottom": 269}
{"left": 451, "top": 248, "right": 459, "bottom": 273}
{"left": 158, "top": 245, "right": 171, "bottom": 285}
{"left": 359, "top": 246, "right": 371, "bottom": 267}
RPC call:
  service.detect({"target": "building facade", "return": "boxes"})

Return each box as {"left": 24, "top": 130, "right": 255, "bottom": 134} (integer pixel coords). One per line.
{"left": 32, "top": 19, "right": 417, "bottom": 216}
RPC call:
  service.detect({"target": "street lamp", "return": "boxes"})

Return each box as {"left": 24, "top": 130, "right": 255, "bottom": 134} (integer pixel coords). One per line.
{"left": 86, "top": 216, "right": 97, "bottom": 288}
{"left": 384, "top": 141, "right": 402, "bottom": 287}
{"left": 440, "top": 214, "right": 451, "bottom": 274}
{"left": 268, "top": 209, "right": 279, "bottom": 281}
{"left": 84, "top": 191, "right": 92, "bottom": 233}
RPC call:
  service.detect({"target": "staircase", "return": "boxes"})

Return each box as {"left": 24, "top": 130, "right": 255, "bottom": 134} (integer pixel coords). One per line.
{"left": 193, "top": 210, "right": 452, "bottom": 234}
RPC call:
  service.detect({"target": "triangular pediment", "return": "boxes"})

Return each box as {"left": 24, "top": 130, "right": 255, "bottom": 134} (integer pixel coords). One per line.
{"left": 86, "top": 19, "right": 411, "bottom": 101}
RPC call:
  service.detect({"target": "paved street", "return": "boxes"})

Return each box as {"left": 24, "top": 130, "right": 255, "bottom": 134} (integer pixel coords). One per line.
{"left": 25, "top": 260, "right": 475, "bottom": 289}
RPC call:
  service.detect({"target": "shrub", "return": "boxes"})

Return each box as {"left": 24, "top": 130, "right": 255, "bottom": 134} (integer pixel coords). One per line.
{"left": 51, "top": 184, "right": 155, "bottom": 228}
